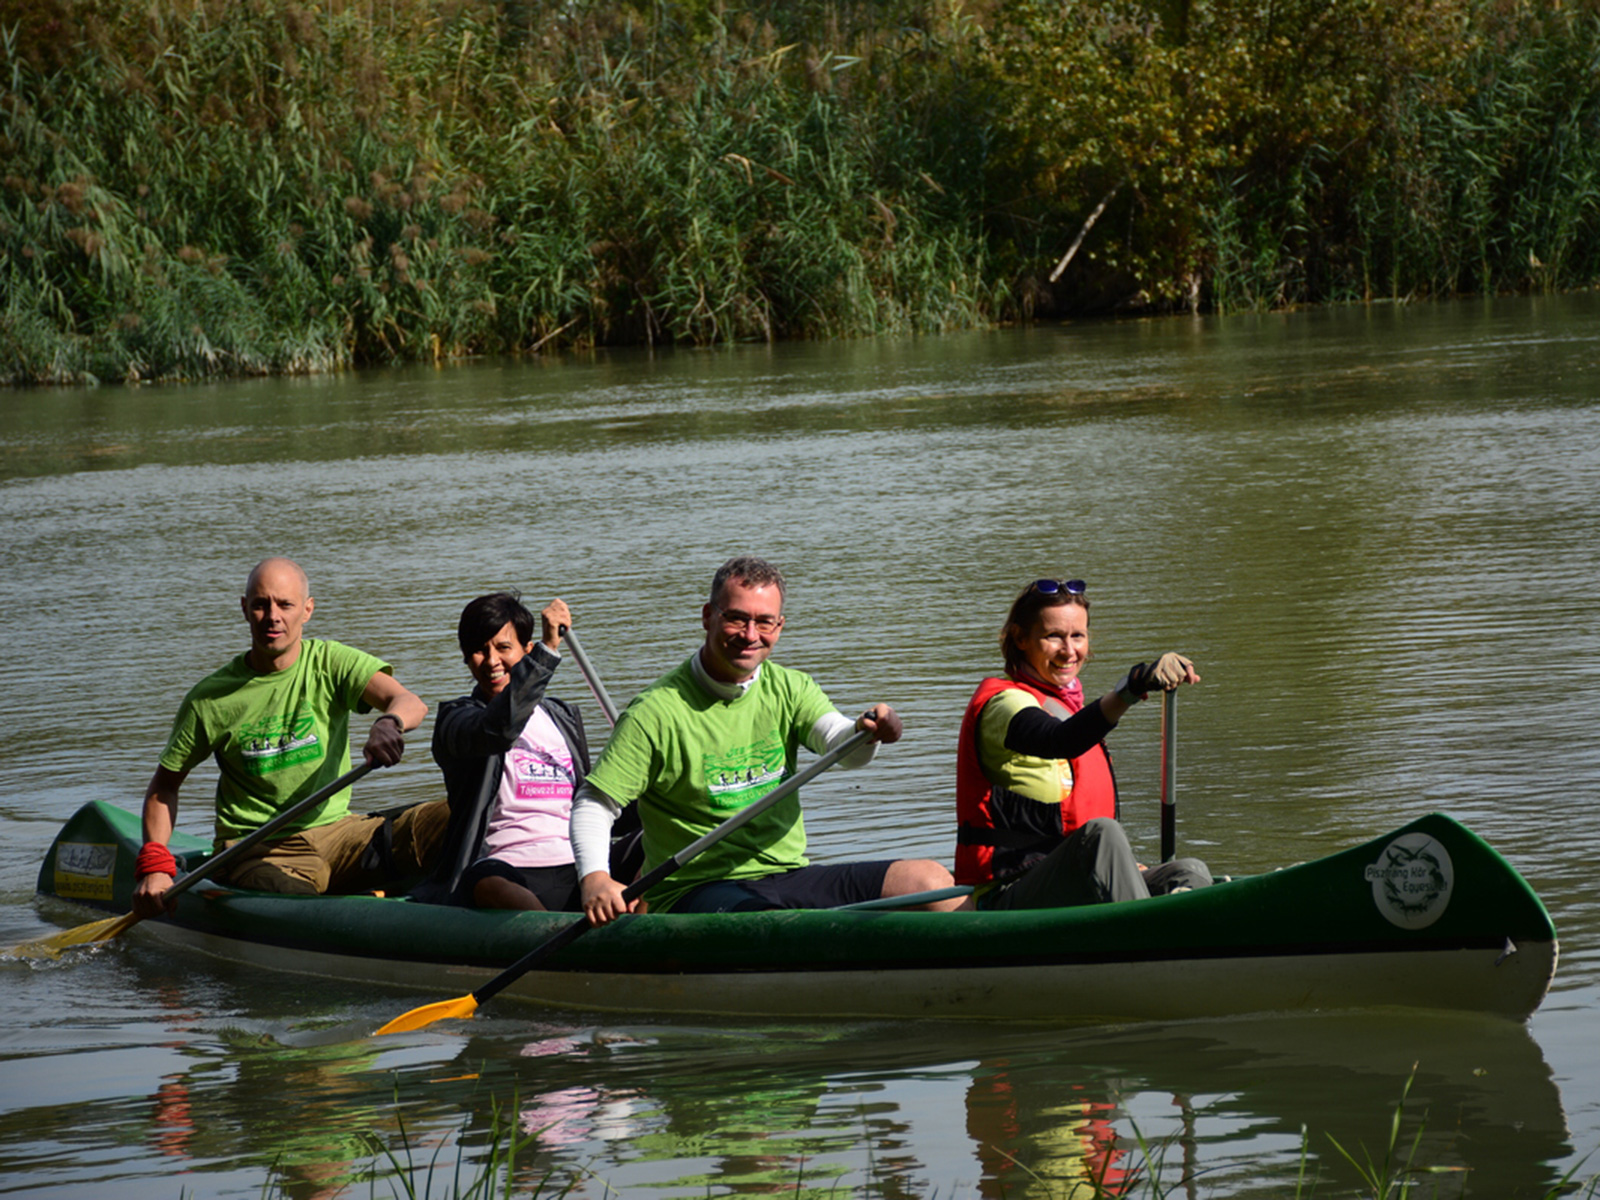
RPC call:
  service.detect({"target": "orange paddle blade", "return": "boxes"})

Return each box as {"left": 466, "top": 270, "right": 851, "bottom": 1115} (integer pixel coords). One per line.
{"left": 7, "top": 911, "right": 141, "bottom": 960}
{"left": 373, "top": 992, "right": 480, "bottom": 1036}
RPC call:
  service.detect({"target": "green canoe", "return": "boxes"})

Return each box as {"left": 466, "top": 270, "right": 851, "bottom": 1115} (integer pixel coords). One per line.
{"left": 35, "top": 802, "right": 1557, "bottom": 1022}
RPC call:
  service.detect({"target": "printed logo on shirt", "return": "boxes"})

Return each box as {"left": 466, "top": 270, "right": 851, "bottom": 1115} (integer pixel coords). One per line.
{"left": 508, "top": 745, "right": 576, "bottom": 802}
{"left": 237, "top": 711, "right": 321, "bottom": 775}
{"left": 703, "top": 732, "right": 786, "bottom": 812}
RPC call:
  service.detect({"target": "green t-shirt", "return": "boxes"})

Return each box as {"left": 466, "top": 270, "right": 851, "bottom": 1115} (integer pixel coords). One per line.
{"left": 159, "top": 638, "right": 389, "bottom": 840}
{"left": 585, "top": 657, "right": 838, "bottom": 912}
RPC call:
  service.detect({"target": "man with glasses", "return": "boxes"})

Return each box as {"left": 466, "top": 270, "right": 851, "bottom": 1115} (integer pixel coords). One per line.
{"left": 572, "top": 555, "right": 960, "bottom": 921}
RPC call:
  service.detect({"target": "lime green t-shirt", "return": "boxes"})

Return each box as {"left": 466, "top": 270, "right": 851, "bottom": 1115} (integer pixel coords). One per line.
{"left": 159, "top": 638, "right": 389, "bottom": 840}
{"left": 585, "top": 657, "right": 838, "bottom": 911}
{"left": 978, "top": 687, "right": 1073, "bottom": 806}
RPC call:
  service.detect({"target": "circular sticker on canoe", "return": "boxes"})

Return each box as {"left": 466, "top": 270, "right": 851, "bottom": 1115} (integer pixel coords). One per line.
{"left": 1366, "top": 833, "right": 1454, "bottom": 929}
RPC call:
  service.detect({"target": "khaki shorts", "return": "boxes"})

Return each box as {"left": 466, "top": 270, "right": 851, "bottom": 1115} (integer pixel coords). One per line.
{"left": 214, "top": 800, "right": 449, "bottom": 896}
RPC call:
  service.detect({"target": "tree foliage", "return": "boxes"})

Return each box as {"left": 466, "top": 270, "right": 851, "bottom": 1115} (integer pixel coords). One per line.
{"left": 984, "top": 0, "right": 1487, "bottom": 309}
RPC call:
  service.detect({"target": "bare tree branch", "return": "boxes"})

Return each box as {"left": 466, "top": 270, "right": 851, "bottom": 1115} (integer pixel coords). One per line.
{"left": 1049, "top": 186, "right": 1120, "bottom": 283}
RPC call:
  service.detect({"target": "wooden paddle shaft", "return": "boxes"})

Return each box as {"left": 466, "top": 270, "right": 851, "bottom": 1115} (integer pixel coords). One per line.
{"left": 1160, "top": 688, "right": 1176, "bottom": 863}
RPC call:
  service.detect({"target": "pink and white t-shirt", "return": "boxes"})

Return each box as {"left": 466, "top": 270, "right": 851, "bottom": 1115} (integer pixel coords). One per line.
{"left": 482, "top": 706, "right": 577, "bottom": 868}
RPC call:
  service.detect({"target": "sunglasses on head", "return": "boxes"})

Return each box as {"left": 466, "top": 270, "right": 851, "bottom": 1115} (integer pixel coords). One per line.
{"left": 1030, "top": 578, "right": 1086, "bottom": 596}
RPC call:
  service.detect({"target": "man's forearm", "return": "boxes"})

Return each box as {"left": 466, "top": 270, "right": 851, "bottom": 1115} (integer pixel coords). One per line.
{"left": 380, "top": 691, "right": 429, "bottom": 731}
{"left": 140, "top": 767, "right": 183, "bottom": 845}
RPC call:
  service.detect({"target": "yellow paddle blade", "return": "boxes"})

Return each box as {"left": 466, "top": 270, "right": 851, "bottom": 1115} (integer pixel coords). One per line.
{"left": 7, "top": 911, "right": 141, "bottom": 960}
{"left": 373, "top": 992, "right": 480, "bottom": 1036}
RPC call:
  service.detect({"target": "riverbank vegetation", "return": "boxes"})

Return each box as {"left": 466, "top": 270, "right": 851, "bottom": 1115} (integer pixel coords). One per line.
{"left": 4, "top": 0, "right": 1600, "bottom": 383}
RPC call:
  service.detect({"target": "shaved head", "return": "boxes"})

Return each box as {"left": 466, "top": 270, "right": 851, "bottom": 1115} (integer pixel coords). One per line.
{"left": 245, "top": 557, "right": 309, "bottom": 602}
{"left": 241, "top": 558, "right": 314, "bottom": 671}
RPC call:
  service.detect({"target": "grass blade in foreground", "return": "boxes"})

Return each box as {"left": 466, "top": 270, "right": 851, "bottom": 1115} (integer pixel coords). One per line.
{"left": 373, "top": 729, "right": 874, "bottom": 1035}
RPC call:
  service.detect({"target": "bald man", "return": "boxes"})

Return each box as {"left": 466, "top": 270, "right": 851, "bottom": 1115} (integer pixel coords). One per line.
{"left": 131, "top": 558, "right": 447, "bottom": 916}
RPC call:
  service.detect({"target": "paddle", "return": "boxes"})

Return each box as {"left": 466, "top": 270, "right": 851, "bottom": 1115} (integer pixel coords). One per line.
{"left": 1159, "top": 688, "right": 1177, "bottom": 863}
{"left": 12, "top": 761, "right": 376, "bottom": 958}
{"left": 373, "top": 727, "right": 875, "bottom": 1035}
{"left": 835, "top": 885, "right": 973, "bottom": 911}
{"left": 561, "top": 626, "right": 619, "bottom": 727}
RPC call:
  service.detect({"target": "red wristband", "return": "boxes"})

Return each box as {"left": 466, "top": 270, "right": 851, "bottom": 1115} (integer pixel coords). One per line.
{"left": 136, "top": 842, "right": 178, "bottom": 879}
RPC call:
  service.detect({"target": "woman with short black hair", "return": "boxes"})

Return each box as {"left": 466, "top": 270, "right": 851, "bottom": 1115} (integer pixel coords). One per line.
{"left": 418, "top": 593, "right": 592, "bottom": 911}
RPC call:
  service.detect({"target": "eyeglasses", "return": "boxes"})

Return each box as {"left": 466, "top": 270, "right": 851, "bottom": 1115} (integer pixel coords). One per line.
{"left": 1030, "top": 578, "right": 1086, "bottom": 597}
{"left": 713, "top": 606, "right": 783, "bottom": 634}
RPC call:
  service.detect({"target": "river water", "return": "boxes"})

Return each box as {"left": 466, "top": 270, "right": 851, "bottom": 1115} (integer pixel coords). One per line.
{"left": 2, "top": 295, "right": 1598, "bottom": 1198}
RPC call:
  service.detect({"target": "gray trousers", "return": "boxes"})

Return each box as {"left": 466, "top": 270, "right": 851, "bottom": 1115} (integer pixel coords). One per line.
{"left": 983, "top": 817, "right": 1212, "bottom": 910}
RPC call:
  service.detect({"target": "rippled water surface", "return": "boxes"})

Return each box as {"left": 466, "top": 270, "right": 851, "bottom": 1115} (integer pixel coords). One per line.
{"left": 3, "top": 296, "right": 1598, "bottom": 1198}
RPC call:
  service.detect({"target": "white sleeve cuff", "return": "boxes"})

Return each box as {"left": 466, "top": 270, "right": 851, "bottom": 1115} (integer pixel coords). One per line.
{"left": 570, "top": 782, "right": 621, "bottom": 879}
{"left": 809, "top": 711, "right": 877, "bottom": 768}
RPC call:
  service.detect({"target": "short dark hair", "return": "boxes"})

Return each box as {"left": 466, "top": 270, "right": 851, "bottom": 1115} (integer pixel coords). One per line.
{"left": 1000, "top": 582, "right": 1091, "bottom": 677}
{"left": 709, "top": 555, "right": 787, "bottom": 605}
{"left": 457, "top": 592, "right": 536, "bottom": 655}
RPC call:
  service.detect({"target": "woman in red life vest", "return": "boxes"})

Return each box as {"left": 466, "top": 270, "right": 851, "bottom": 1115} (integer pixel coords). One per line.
{"left": 955, "top": 578, "right": 1211, "bottom": 909}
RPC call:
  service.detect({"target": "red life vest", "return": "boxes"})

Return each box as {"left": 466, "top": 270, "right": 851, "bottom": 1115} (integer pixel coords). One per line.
{"left": 954, "top": 675, "right": 1118, "bottom": 886}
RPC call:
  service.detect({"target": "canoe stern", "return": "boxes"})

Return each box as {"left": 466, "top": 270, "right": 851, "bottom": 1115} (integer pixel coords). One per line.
{"left": 37, "top": 801, "right": 212, "bottom": 912}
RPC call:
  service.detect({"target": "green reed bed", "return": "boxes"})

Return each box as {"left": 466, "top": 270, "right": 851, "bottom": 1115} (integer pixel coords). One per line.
{"left": 1, "top": 0, "right": 993, "bottom": 383}
{"left": 471, "top": 31, "right": 995, "bottom": 346}
{"left": 5, "top": 0, "right": 1600, "bottom": 383}
{"left": 1351, "top": 6, "right": 1600, "bottom": 303}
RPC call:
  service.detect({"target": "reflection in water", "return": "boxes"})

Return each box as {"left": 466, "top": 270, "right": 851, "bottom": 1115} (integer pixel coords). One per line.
{"left": 966, "top": 1066, "right": 1131, "bottom": 1199}
{"left": 3, "top": 296, "right": 1600, "bottom": 1198}
{"left": 134, "top": 968, "right": 445, "bottom": 1200}
{"left": 386, "top": 1009, "right": 1566, "bottom": 1200}
{"left": 515, "top": 1033, "right": 648, "bottom": 1150}
{"left": 0, "top": 955, "right": 450, "bottom": 1200}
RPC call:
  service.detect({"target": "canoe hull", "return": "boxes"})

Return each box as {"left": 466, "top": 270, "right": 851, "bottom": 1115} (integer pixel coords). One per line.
{"left": 35, "top": 803, "right": 1558, "bottom": 1022}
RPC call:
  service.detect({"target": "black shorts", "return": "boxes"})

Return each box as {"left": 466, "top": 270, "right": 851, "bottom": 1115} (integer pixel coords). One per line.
{"left": 456, "top": 858, "right": 581, "bottom": 913}
{"left": 674, "top": 860, "right": 894, "bottom": 913}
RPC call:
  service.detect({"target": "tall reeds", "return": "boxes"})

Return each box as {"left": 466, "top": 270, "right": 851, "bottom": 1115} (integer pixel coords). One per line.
{"left": 1350, "top": 5, "right": 1600, "bottom": 303}
{"left": 4, "top": 0, "right": 1600, "bottom": 384}
{"left": 1, "top": 0, "right": 993, "bottom": 383}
